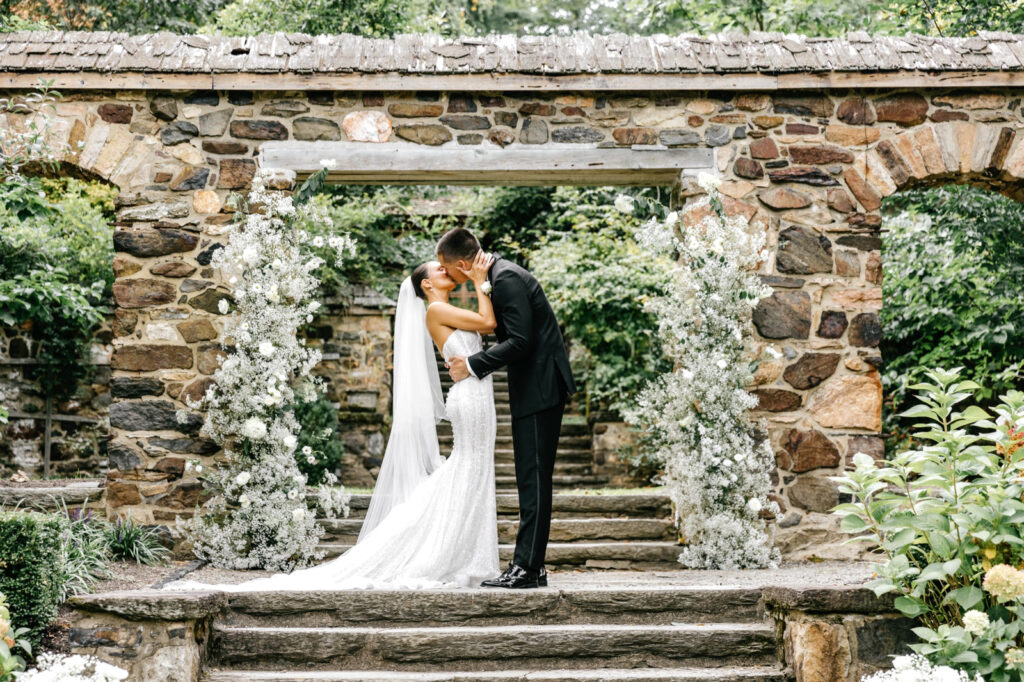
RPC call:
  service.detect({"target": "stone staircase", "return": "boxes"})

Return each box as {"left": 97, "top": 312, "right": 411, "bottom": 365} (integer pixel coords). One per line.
{"left": 317, "top": 491, "right": 683, "bottom": 570}
{"left": 435, "top": 352, "right": 610, "bottom": 493}
{"left": 201, "top": 584, "right": 788, "bottom": 681}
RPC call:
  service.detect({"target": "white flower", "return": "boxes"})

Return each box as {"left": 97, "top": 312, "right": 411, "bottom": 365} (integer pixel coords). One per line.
{"left": 218, "top": 298, "right": 229, "bottom": 314}
{"left": 308, "top": 301, "right": 321, "bottom": 312}
{"left": 194, "top": 464, "right": 203, "bottom": 473}
{"left": 292, "top": 474, "right": 304, "bottom": 484}
{"left": 242, "top": 245, "right": 259, "bottom": 265}
{"left": 302, "top": 445, "right": 313, "bottom": 455}
{"left": 764, "top": 346, "right": 782, "bottom": 359}
{"left": 681, "top": 369, "right": 694, "bottom": 381}
{"left": 664, "top": 211, "right": 679, "bottom": 228}
{"left": 696, "top": 171, "right": 721, "bottom": 192}
{"left": 319, "top": 158, "right": 337, "bottom": 169}
{"left": 306, "top": 455, "right": 317, "bottom": 464}
{"left": 258, "top": 341, "right": 275, "bottom": 357}
{"left": 613, "top": 194, "right": 634, "bottom": 213}
{"left": 963, "top": 609, "right": 990, "bottom": 635}
{"left": 287, "top": 489, "right": 299, "bottom": 500}
{"left": 185, "top": 460, "right": 193, "bottom": 471}
{"left": 292, "top": 507, "right": 306, "bottom": 521}
{"left": 283, "top": 434, "right": 297, "bottom": 450}
{"left": 234, "top": 471, "right": 251, "bottom": 486}
{"left": 716, "top": 359, "right": 728, "bottom": 370}
{"left": 241, "top": 417, "right": 267, "bottom": 440}
{"left": 852, "top": 452, "right": 875, "bottom": 470}
{"left": 238, "top": 494, "right": 250, "bottom": 508}
{"left": 746, "top": 498, "right": 762, "bottom": 513}
{"left": 312, "top": 236, "right": 325, "bottom": 248}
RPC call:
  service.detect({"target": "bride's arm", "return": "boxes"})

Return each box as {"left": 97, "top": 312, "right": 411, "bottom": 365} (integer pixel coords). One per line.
{"left": 427, "top": 251, "right": 497, "bottom": 333}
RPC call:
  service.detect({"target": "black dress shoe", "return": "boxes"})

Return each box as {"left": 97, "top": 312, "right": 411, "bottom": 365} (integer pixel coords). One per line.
{"left": 480, "top": 563, "right": 540, "bottom": 589}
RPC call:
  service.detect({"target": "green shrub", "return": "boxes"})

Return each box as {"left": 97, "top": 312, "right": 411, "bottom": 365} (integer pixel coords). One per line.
{"left": 881, "top": 186, "right": 1024, "bottom": 455}
{"left": 293, "top": 396, "right": 345, "bottom": 485}
{"left": 833, "top": 368, "right": 1024, "bottom": 680}
{"left": 0, "top": 512, "right": 64, "bottom": 654}
{"left": 530, "top": 192, "right": 673, "bottom": 416}
{"left": 104, "top": 518, "right": 169, "bottom": 566}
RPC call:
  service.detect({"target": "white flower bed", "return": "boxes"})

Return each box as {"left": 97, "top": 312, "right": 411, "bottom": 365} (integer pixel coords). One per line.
{"left": 180, "top": 168, "right": 355, "bottom": 571}
{"left": 861, "top": 654, "right": 982, "bottom": 682}
{"left": 623, "top": 174, "right": 780, "bottom": 569}
{"left": 17, "top": 653, "right": 128, "bottom": 682}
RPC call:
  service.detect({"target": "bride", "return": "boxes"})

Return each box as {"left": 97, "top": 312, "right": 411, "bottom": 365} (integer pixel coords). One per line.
{"left": 168, "top": 252, "right": 499, "bottom": 590}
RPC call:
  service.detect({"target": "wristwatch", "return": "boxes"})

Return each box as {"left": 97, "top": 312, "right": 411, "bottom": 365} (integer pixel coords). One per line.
{"left": 479, "top": 281, "right": 493, "bottom": 296}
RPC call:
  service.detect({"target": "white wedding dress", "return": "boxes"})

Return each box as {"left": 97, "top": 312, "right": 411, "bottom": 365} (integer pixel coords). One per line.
{"left": 167, "top": 328, "right": 499, "bottom": 591}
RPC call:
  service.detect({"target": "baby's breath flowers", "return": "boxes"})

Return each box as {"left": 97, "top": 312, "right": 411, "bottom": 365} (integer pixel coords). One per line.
{"left": 621, "top": 176, "right": 779, "bottom": 570}
{"left": 179, "top": 167, "right": 354, "bottom": 571}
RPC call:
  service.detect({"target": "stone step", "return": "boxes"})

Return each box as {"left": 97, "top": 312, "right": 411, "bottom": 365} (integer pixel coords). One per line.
{"left": 319, "top": 518, "right": 675, "bottom": 544}
{"left": 492, "top": 462, "right": 594, "bottom": 477}
{"left": 437, "top": 434, "right": 592, "bottom": 450}
{"left": 204, "top": 666, "right": 788, "bottom": 681}
{"left": 316, "top": 542, "right": 683, "bottom": 569}
{"left": 340, "top": 493, "right": 673, "bottom": 520}
{"left": 211, "top": 622, "right": 777, "bottom": 671}
{"left": 485, "top": 450, "right": 595, "bottom": 464}
{"left": 219, "top": 586, "right": 764, "bottom": 629}
{"left": 495, "top": 475, "right": 610, "bottom": 489}
{"left": 435, "top": 424, "right": 590, "bottom": 438}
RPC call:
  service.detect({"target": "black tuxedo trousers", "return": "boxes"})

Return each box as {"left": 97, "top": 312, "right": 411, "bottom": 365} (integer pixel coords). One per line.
{"left": 511, "top": 400, "right": 565, "bottom": 570}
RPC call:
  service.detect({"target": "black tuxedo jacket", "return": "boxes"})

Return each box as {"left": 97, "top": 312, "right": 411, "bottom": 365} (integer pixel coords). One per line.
{"left": 467, "top": 257, "right": 576, "bottom": 418}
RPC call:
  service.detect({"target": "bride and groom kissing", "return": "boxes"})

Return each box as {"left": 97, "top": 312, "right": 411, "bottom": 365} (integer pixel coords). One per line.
{"left": 179, "top": 227, "right": 576, "bottom": 592}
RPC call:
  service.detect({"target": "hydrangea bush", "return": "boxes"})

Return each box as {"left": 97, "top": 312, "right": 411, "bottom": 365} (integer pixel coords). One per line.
{"left": 834, "top": 368, "right": 1024, "bottom": 681}
{"left": 621, "top": 174, "right": 780, "bottom": 569}
{"left": 180, "top": 167, "right": 356, "bottom": 571}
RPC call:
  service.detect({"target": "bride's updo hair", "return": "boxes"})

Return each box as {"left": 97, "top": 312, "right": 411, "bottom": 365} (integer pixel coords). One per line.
{"left": 411, "top": 263, "right": 431, "bottom": 300}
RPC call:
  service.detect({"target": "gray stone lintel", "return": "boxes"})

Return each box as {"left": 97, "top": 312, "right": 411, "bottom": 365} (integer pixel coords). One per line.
{"left": 259, "top": 142, "right": 715, "bottom": 186}
{"left": 68, "top": 590, "right": 228, "bottom": 621}
{"left": 761, "top": 585, "right": 896, "bottom": 615}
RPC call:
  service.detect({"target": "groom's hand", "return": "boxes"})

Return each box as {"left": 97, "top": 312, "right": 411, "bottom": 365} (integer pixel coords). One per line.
{"left": 447, "top": 356, "right": 471, "bottom": 382}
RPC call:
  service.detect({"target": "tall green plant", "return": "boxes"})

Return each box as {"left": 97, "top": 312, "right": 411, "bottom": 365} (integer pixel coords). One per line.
{"left": 833, "top": 368, "right": 1024, "bottom": 680}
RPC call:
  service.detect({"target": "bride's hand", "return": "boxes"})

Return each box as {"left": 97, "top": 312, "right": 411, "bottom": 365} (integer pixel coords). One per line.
{"left": 461, "top": 250, "right": 494, "bottom": 287}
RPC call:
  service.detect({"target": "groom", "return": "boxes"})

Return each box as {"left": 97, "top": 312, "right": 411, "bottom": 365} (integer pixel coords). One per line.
{"left": 437, "top": 228, "right": 576, "bottom": 589}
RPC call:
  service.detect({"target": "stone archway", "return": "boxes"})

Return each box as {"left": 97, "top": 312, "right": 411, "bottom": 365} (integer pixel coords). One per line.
{"left": 4, "top": 31, "right": 1024, "bottom": 556}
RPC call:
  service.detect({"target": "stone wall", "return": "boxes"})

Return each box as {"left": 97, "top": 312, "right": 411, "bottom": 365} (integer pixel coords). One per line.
{"left": 6, "top": 84, "right": 1023, "bottom": 551}
{"left": 764, "top": 586, "right": 915, "bottom": 682}
{"left": 0, "top": 322, "right": 113, "bottom": 477}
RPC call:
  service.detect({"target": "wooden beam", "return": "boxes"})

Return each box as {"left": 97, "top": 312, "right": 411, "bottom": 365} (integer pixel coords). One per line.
{"left": 259, "top": 142, "right": 715, "bottom": 186}
{"left": 2, "top": 69, "right": 1023, "bottom": 92}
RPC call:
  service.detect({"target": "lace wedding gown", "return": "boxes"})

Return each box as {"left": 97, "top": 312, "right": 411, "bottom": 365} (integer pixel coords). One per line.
{"left": 168, "top": 329, "right": 499, "bottom": 591}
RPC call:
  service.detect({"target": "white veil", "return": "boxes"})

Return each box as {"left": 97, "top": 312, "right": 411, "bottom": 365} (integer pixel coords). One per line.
{"left": 357, "top": 277, "right": 447, "bottom": 541}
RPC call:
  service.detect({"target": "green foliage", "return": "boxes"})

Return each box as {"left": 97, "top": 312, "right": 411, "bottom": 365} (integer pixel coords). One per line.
{"left": 293, "top": 396, "right": 345, "bottom": 486}
{"left": 0, "top": 175, "right": 114, "bottom": 401}
{"left": 4, "top": 0, "right": 226, "bottom": 33}
{"left": 211, "top": 0, "right": 450, "bottom": 36}
{"left": 0, "top": 592, "right": 31, "bottom": 682}
{"left": 833, "top": 368, "right": 1024, "bottom": 680}
{"left": 58, "top": 508, "right": 112, "bottom": 602}
{"left": 881, "top": 186, "right": 1024, "bottom": 453}
{"left": 302, "top": 185, "right": 471, "bottom": 299}
{"left": 531, "top": 187, "right": 673, "bottom": 416}
{"left": 0, "top": 270, "right": 106, "bottom": 400}
{"left": 103, "top": 518, "right": 170, "bottom": 566}
{"left": 0, "top": 512, "right": 64, "bottom": 655}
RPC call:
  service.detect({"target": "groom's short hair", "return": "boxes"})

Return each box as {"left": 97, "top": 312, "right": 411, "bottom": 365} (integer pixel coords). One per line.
{"left": 437, "top": 228, "right": 481, "bottom": 263}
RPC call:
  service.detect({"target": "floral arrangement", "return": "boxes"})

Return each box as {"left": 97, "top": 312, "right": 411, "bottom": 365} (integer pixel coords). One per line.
{"left": 834, "top": 368, "right": 1024, "bottom": 681}
{"left": 861, "top": 654, "right": 982, "bottom": 682}
{"left": 15, "top": 653, "right": 127, "bottom": 682}
{"left": 180, "top": 166, "right": 356, "bottom": 571}
{"left": 620, "top": 173, "right": 780, "bottom": 569}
